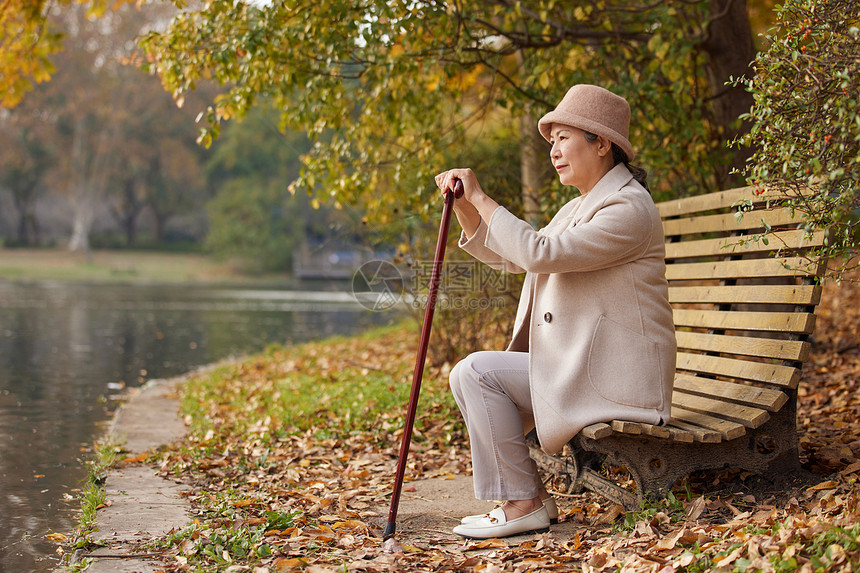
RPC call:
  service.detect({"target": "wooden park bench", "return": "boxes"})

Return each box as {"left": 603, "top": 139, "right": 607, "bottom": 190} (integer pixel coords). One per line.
{"left": 527, "top": 186, "right": 827, "bottom": 510}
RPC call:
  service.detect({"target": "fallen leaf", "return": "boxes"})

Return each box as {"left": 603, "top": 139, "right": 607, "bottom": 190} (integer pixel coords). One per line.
{"left": 469, "top": 538, "right": 508, "bottom": 549}
{"left": 120, "top": 452, "right": 147, "bottom": 463}
{"left": 592, "top": 504, "right": 625, "bottom": 525}
{"left": 274, "top": 557, "right": 305, "bottom": 571}
{"left": 654, "top": 527, "right": 686, "bottom": 551}
{"left": 713, "top": 544, "right": 744, "bottom": 567}
{"left": 839, "top": 461, "right": 860, "bottom": 476}
{"left": 807, "top": 480, "right": 839, "bottom": 491}
{"left": 382, "top": 537, "right": 403, "bottom": 553}
{"left": 685, "top": 496, "right": 706, "bottom": 521}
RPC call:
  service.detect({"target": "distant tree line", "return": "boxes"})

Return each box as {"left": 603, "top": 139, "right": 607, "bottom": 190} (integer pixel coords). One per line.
{"left": 0, "top": 2, "right": 360, "bottom": 272}
{"left": 2, "top": 0, "right": 857, "bottom": 278}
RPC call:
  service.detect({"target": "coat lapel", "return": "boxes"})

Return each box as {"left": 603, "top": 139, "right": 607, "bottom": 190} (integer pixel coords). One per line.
{"left": 573, "top": 164, "right": 635, "bottom": 226}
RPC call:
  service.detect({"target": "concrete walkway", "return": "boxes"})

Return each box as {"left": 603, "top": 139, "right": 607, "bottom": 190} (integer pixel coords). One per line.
{"left": 61, "top": 378, "right": 192, "bottom": 573}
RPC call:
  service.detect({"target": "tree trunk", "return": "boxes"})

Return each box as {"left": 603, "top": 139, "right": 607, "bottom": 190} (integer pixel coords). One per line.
{"left": 116, "top": 177, "right": 140, "bottom": 247}
{"left": 8, "top": 170, "right": 43, "bottom": 245}
{"left": 701, "top": 0, "right": 756, "bottom": 187}
{"left": 66, "top": 116, "right": 113, "bottom": 256}
{"left": 15, "top": 211, "right": 39, "bottom": 246}
{"left": 152, "top": 208, "right": 168, "bottom": 244}
{"left": 12, "top": 186, "right": 36, "bottom": 246}
{"left": 520, "top": 112, "right": 551, "bottom": 226}
{"left": 16, "top": 215, "right": 30, "bottom": 245}
{"left": 124, "top": 218, "right": 136, "bottom": 246}
{"left": 68, "top": 195, "right": 94, "bottom": 256}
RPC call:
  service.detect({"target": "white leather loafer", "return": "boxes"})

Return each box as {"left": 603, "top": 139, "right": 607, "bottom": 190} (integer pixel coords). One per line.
{"left": 453, "top": 505, "right": 550, "bottom": 539}
{"left": 460, "top": 497, "right": 559, "bottom": 525}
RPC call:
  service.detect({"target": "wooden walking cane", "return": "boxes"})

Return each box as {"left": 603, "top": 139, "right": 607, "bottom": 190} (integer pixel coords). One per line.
{"left": 384, "top": 178, "right": 464, "bottom": 540}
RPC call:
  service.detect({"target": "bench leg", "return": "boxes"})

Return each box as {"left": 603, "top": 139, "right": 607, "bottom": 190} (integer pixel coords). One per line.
{"left": 528, "top": 408, "right": 801, "bottom": 511}
{"left": 526, "top": 435, "right": 645, "bottom": 510}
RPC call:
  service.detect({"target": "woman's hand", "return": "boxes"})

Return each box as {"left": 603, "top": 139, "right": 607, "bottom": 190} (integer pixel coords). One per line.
{"left": 434, "top": 168, "right": 500, "bottom": 239}
{"left": 435, "top": 168, "right": 484, "bottom": 204}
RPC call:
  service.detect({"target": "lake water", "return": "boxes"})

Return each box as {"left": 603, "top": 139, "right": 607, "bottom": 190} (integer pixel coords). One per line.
{"left": 0, "top": 281, "right": 394, "bottom": 572}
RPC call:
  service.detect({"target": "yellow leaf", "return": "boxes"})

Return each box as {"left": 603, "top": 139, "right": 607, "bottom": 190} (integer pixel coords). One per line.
{"left": 274, "top": 557, "right": 305, "bottom": 571}
{"left": 232, "top": 499, "right": 253, "bottom": 507}
{"left": 471, "top": 538, "right": 508, "bottom": 549}
{"left": 808, "top": 480, "right": 839, "bottom": 491}
{"left": 538, "top": 71, "right": 550, "bottom": 90}
{"left": 331, "top": 520, "right": 367, "bottom": 530}
{"left": 46, "top": 533, "right": 68, "bottom": 543}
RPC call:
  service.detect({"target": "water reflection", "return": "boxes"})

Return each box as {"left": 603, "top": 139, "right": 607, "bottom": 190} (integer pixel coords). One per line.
{"left": 0, "top": 281, "right": 392, "bottom": 572}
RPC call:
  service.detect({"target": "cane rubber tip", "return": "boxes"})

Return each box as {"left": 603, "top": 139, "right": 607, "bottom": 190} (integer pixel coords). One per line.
{"left": 453, "top": 179, "right": 464, "bottom": 199}
{"left": 383, "top": 522, "right": 396, "bottom": 539}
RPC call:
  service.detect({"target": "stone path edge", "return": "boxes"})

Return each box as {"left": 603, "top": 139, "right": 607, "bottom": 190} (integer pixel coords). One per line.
{"left": 56, "top": 374, "right": 195, "bottom": 573}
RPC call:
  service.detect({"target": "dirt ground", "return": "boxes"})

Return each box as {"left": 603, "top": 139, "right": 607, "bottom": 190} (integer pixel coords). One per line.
{"left": 370, "top": 474, "right": 586, "bottom": 547}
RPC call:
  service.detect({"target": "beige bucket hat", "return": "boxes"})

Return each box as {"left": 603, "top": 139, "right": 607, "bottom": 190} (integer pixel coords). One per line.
{"left": 538, "top": 84, "right": 635, "bottom": 161}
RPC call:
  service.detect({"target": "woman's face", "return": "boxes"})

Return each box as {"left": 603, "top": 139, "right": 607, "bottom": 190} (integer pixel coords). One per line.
{"left": 549, "top": 124, "right": 611, "bottom": 193}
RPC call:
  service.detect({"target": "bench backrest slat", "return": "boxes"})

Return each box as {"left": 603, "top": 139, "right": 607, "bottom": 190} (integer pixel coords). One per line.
{"left": 675, "top": 331, "right": 810, "bottom": 361}
{"left": 662, "top": 208, "right": 802, "bottom": 237}
{"left": 656, "top": 185, "right": 815, "bottom": 218}
{"left": 666, "top": 257, "right": 819, "bottom": 281}
{"left": 672, "top": 309, "right": 816, "bottom": 334}
{"left": 657, "top": 186, "right": 762, "bottom": 218}
{"left": 665, "top": 229, "right": 826, "bottom": 259}
{"left": 668, "top": 284, "right": 821, "bottom": 306}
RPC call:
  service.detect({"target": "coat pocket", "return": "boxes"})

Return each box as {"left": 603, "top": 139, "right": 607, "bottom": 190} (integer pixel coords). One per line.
{"left": 587, "top": 315, "right": 664, "bottom": 410}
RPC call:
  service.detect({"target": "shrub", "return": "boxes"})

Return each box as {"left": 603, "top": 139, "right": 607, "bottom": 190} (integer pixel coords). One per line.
{"left": 735, "top": 0, "right": 860, "bottom": 280}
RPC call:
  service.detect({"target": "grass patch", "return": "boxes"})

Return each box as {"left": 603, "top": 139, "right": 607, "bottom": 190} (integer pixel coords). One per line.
{"left": 79, "top": 442, "right": 120, "bottom": 530}
{"left": 179, "top": 321, "right": 460, "bottom": 444}
{"left": 57, "top": 441, "right": 122, "bottom": 570}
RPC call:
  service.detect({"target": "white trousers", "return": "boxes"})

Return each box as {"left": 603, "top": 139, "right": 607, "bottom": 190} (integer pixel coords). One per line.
{"left": 449, "top": 350, "right": 542, "bottom": 501}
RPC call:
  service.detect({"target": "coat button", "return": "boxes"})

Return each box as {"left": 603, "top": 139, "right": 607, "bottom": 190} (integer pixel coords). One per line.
{"left": 544, "top": 312, "right": 552, "bottom": 323}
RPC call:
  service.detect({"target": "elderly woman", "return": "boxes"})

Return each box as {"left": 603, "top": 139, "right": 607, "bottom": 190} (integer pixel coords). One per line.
{"left": 435, "top": 84, "right": 676, "bottom": 539}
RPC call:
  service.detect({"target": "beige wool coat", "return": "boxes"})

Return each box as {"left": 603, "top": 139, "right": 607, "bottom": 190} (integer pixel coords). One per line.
{"left": 459, "top": 164, "right": 676, "bottom": 455}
